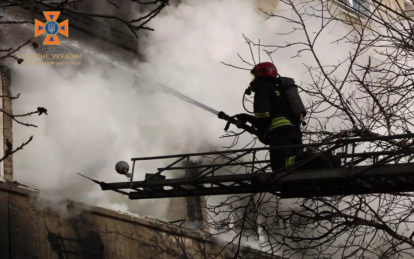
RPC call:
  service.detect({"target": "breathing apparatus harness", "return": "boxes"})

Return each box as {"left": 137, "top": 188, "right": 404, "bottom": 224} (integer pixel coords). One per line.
{"left": 243, "top": 76, "right": 307, "bottom": 127}
{"left": 219, "top": 62, "right": 307, "bottom": 134}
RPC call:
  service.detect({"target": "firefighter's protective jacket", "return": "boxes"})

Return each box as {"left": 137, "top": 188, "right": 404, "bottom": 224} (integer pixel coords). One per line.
{"left": 253, "top": 80, "right": 295, "bottom": 140}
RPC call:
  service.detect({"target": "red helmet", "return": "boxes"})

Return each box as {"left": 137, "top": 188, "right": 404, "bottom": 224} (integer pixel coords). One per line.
{"left": 251, "top": 62, "right": 278, "bottom": 79}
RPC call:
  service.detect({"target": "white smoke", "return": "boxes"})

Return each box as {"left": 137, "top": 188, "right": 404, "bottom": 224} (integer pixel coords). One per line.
{"left": 6, "top": 0, "right": 396, "bottom": 256}
{"left": 9, "top": 0, "right": 289, "bottom": 219}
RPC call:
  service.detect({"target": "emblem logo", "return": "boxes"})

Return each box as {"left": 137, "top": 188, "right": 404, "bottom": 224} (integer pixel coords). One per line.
{"left": 35, "top": 11, "right": 69, "bottom": 45}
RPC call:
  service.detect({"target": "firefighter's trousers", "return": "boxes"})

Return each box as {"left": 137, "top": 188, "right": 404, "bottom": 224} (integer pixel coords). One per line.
{"left": 268, "top": 128, "right": 303, "bottom": 173}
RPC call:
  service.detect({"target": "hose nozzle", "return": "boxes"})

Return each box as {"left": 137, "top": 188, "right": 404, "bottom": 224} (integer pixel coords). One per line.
{"left": 218, "top": 111, "right": 229, "bottom": 121}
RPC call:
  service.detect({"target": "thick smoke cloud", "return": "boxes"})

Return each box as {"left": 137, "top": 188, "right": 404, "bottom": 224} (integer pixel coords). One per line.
{"left": 8, "top": 0, "right": 403, "bottom": 257}
{"left": 9, "top": 0, "right": 285, "bottom": 218}
{"left": 9, "top": 0, "right": 354, "bottom": 222}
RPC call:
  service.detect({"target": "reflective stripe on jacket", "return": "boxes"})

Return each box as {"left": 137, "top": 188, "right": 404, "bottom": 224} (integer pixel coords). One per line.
{"left": 286, "top": 155, "right": 296, "bottom": 171}
{"left": 269, "top": 116, "right": 293, "bottom": 131}
{"left": 255, "top": 112, "right": 270, "bottom": 118}
{"left": 253, "top": 80, "right": 295, "bottom": 135}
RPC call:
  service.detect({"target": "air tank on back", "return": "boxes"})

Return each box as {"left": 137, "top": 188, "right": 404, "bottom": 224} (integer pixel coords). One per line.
{"left": 280, "top": 80, "right": 307, "bottom": 120}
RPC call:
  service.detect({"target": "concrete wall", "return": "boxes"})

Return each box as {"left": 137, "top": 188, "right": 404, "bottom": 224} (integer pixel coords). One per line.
{"left": 2, "top": 66, "right": 13, "bottom": 182}
{"left": 0, "top": 182, "right": 276, "bottom": 259}
{"left": 0, "top": 66, "right": 12, "bottom": 182}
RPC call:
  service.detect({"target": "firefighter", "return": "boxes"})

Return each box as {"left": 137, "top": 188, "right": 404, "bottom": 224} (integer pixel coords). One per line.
{"left": 234, "top": 62, "right": 304, "bottom": 173}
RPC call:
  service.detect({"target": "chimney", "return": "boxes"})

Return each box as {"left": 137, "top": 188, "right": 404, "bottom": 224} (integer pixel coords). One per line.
{"left": 166, "top": 161, "right": 209, "bottom": 232}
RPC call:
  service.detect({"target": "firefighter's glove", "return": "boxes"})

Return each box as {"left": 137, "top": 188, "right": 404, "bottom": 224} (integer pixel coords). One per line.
{"left": 234, "top": 113, "right": 255, "bottom": 127}
{"left": 278, "top": 77, "right": 295, "bottom": 86}
{"left": 37, "top": 107, "right": 48, "bottom": 116}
